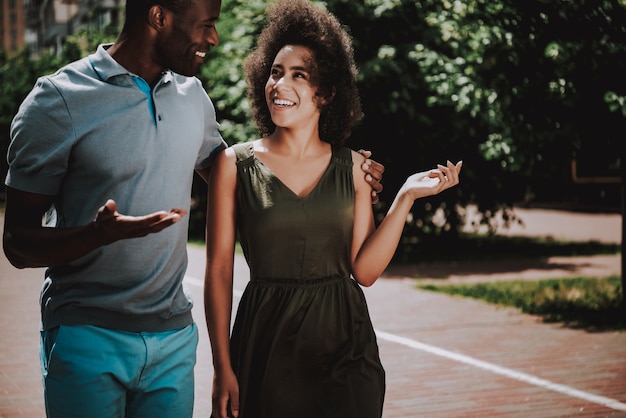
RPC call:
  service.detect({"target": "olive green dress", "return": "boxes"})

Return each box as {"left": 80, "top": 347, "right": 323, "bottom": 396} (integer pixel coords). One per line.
{"left": 230, "top": 142, "right": 385, "bottom": 418}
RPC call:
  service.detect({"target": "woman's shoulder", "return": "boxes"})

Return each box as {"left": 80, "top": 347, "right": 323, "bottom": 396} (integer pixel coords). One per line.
{"left": 348, "top": 148, "right": 367, "bottom": 165}
{"left": 229, "top": 139, "right": 262, "bottom": 161}
{"left": 330, "top": 146, "right": 366, "bottom": 162}
{"left": 344, "top": 148, "right": 368, "bottom": 189}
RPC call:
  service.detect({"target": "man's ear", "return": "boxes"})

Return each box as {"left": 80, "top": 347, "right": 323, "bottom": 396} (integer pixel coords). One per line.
{"left": 148, "top": 5, "right": 166, "bottom": 30}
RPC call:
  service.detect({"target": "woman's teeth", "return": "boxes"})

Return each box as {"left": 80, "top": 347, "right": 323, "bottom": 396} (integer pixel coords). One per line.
{"left": 274, "top": 99, "right": 294, "bottom": 106}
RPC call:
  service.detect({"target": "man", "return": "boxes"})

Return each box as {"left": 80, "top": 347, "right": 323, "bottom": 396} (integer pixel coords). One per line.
{"left": 2, "top": 0, "right": 384, "bottom": 416}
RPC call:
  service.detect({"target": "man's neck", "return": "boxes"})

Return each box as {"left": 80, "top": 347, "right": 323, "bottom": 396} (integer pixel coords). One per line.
{"left": 107, "top": 33, "right": 164, "bottom": 85}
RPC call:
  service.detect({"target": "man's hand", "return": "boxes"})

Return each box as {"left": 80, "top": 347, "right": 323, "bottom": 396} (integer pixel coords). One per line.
{"left": 2, "top": 187, "right": 188, "bottom": 269}
{"left": 358, "top": 149, "right": 385, "bottom": 204}
{"left": 93, "top": 199, "right": 187, "bottom": 245}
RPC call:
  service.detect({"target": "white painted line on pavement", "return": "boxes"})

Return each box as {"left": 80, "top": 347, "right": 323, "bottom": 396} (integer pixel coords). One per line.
{"left": 185, "top": 276, "right": 626, "bottom": 413}
{"left": 375, "top": 330, "right": 626, "bottom": 413}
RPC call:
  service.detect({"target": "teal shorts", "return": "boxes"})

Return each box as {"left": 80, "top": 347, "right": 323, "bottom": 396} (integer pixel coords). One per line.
{"left": 40, "top": 323, "right": 198, "bottom": 418}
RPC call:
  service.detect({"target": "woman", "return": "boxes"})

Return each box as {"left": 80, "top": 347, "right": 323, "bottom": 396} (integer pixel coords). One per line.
{"left": 204, "top": 1, "right": 462, "bottom": 417}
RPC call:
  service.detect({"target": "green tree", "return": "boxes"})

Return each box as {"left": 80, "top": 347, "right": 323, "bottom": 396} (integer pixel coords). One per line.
{"left": 323, "top": 0, "right": 626, "bottom": 255}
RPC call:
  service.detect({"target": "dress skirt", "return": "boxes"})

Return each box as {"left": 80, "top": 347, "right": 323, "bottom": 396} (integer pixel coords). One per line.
{"left": 230, "top": 276, "right": 385, "bottom": 418}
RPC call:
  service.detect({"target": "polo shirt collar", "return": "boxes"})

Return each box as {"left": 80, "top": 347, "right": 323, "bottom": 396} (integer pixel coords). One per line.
{"left": 89, "top": 43, "right": 173, "bottom": 85}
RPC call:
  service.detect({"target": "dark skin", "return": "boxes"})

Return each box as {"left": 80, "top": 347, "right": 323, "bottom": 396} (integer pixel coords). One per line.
{"left": 2, "top": 0, "right": 384, "bottom": 270}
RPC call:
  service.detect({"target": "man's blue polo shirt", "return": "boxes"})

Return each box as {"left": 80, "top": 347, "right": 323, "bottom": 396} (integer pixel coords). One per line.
{"left": 6, "top": 44, "right": 227, "bottom": 332}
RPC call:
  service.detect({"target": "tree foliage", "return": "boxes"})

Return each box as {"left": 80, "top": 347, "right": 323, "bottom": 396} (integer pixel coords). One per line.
{"left": 333, "top": 0, "right": 626, "bottom": 239}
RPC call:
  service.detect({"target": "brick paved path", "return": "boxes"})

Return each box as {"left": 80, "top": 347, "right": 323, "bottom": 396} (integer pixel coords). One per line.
{"left": 2, "top": 209, "right": 625, "bottom": 417}
{"left": 195, "top": 244, "right": 626, "bottom": 418}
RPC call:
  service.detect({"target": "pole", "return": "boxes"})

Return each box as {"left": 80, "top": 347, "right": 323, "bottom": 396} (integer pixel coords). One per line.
{"left": 621, "top": 154, "right": 626, "bottom": 320}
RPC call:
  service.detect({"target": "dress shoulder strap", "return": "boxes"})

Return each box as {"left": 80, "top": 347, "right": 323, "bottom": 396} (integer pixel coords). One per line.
{"left": 331, "top": 146, "right": 354, "bottom": 170}
{"left": 231, "top": 142, "right": 255, "bottom": 164}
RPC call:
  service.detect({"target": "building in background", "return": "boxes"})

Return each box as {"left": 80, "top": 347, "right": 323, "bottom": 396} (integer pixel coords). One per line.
{"left": 1, "top": 0, "right": 120, "bottom": 56}
{"left": 0, "top": 0, "right": 25, "bottom": 54}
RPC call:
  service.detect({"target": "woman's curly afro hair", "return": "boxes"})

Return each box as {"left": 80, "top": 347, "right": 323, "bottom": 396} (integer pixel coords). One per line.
{"left": 244, "top": 0, "right": 362, "bottom": 145}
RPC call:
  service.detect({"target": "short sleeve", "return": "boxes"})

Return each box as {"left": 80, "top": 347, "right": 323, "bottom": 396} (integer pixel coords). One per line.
{"left": 195, "top": 80, "right": 227, "bottom": 170}
{"left": 6, "top": 76, "right": 74, "bottom": 195}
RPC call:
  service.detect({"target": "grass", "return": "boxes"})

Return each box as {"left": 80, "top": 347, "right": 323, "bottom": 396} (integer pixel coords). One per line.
{"left": 417, "top": 276, "right": 625, "bottom": 331}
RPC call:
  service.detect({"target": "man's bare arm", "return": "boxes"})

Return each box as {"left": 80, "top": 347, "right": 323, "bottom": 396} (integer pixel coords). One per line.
{"left": 3, "top": 187, "right": 186, "bottom": 269}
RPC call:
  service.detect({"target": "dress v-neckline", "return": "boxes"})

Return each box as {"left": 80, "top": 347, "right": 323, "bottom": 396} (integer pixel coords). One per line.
{"left": 252, "top": 146, "right": 335, "bottom": 200}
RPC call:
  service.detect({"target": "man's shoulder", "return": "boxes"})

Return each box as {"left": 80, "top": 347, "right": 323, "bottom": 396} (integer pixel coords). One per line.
{"left": 167, "top": 74, "right": 214, "bottom": 110}
{"left": 41, "top": 56, "right": 96, "bottom": 88}
{"left": 169, "top": 73, "right": 204, "bottom": 90}
{"left": 16, "top": 56, "right": 94, "bottom": 111}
